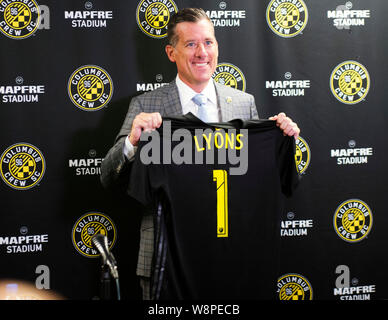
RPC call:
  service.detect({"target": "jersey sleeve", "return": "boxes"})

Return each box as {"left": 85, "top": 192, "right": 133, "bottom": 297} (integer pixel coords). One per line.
{"left": 127, "top": 138, "right": 162, "bottom": 206}
{"left": 126, "top": 142, "right": 152, "bottom": 206}
{"left": 277, "top": 135, "right": 300, "bottom": 197}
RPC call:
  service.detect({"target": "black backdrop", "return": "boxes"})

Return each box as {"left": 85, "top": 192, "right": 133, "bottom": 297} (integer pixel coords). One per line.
{"left": 0, "top": 0, "right": 387, "bottom": 300}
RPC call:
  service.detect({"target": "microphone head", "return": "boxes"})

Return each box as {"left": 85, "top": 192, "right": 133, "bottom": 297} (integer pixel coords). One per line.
{"left": 91, "top": 233, "right": 105, "bottom": 243}
{"left": 91, "top": 233, "right": 109, "bottom": 262}
{"left": 91, "top": 233, "right": 119, "bottom": 279}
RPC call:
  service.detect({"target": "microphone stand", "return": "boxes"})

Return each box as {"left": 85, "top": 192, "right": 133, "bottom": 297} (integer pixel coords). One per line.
{"left": 92, "top": 234, "right": 121, "bottom": 300}
{"left": 100, "top": 264, "right": 112, "bottom": 300}
{"left": 98, "top": 256, "right": 121, "bottom": 300}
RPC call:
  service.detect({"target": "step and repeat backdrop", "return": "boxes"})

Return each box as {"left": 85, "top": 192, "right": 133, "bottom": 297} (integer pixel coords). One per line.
{"left": 0, "top": 0, "right": 387, "bottom": 300}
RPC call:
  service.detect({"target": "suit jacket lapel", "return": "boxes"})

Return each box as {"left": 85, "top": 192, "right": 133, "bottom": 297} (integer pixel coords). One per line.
{"left": 161, "top": 80, "right": 182, "bottom": 116}
{"left": 161, "top": 79, "right": 236, "bottom": 120}
{"left": 214, "top": 81, "right": 234, "bottom": 121}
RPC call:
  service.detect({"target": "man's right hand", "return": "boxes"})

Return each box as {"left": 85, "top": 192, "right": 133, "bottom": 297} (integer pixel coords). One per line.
{"left": 129, "top": 112, "right": 163, "bottom": 146}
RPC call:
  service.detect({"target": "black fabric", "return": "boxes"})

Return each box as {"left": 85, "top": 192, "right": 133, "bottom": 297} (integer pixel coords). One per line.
{"left": 128, "top": 114, "right": 299, "bottom": 299}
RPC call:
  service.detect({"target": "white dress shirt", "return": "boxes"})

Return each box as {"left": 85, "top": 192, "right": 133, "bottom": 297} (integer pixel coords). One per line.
{"left": 123, "top": 75, "right": 219, "bottom": 159}
{"left": 175, "top": 75, "right": 219, "bottom": 122}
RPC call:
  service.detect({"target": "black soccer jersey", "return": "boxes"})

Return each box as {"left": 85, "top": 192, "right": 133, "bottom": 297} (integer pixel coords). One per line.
{"left": 128, "top": 113, "right": 299, "bottom": 300}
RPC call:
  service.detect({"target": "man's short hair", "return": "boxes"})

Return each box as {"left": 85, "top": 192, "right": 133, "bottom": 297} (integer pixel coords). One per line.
{"left": 167, "top": 8, "right": 214, "bottom": 47}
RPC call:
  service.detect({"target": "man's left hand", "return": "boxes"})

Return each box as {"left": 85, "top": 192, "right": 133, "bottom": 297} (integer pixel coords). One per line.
{"left": 269, "top": 112, "right": 300, "bottom": 139}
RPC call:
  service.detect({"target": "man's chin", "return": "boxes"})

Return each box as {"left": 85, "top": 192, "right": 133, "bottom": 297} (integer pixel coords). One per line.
{"left": 193, "top": 72, "right": 213, "bottom": 83}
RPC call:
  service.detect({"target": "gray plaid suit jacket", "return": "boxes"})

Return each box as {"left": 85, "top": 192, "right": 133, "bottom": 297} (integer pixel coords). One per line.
{"left": 100, "top": 79, "right": 259, "bottom": 278}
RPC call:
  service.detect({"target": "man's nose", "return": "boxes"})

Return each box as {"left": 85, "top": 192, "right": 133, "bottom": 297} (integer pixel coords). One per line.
{"left": 195, "top": 43, "right": 208, "bottom": 56}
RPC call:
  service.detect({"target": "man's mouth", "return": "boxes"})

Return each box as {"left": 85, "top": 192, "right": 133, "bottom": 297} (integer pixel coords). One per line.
{"left": 193, "top": 62, "right": 209, "bottom": 67}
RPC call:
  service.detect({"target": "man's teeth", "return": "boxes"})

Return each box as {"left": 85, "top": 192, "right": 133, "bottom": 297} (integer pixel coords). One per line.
{"left": 195, "top": 63, "right": 207, "bottom": 66}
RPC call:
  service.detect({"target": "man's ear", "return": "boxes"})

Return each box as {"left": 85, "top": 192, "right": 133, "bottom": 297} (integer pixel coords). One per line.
{"left": 165, "top": 45, "right": 176, "bottom": 63}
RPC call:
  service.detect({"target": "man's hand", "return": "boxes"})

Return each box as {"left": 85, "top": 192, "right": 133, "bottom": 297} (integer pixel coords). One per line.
{"left": 129, "top": 112, "right": 163, "bottom": 146}
{"left": 269, "top": 112, "right": 300, "bottom": 139}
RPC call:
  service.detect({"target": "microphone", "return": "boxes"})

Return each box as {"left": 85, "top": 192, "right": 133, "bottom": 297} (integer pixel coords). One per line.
{"left": 91, "top": 234, "right": 119, "bottom": 279}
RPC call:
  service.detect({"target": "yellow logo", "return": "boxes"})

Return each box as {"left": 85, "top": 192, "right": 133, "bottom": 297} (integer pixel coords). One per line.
{"left": 212, "top": 63, "right": 246, "bottom": 92}
{"left": 330, "top": 61, "right": 370, "bottom": 104}
{"left": 0, "top": 0, "right": 40, "bottom": 39}
{"left": 277, "top": 273, "right": 313, "bottom": 300}
{"left": 72, "top": 212, "right": 117, "bottom": 258}
{"left": 0, "top": 143, "right": 45, "bottom": 190}
{"left": 136, "top": 0, "right": 178, "bottom": 39}
{"left": 333, "top": 199, "right": 372, "bottom": 242}
{"left": 266, "top": 0, "right": 308, "bottom": 37}
{"left": 294, "top": 136, "right": 310, "bottom": 174}
{"left": 68, "top": 65, "right": 113, "bottom": 111}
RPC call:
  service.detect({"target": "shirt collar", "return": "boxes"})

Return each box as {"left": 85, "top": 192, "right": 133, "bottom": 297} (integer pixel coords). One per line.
{"left": 176, "top": 75, "right": 217, "bottom": 106}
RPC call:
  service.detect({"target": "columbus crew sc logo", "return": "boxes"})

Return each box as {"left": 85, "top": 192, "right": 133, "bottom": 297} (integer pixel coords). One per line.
{"left": 277, "top": 273, "right": 313, "bottom": 300}
{"left": 68, "top": 65, "right": 113, "bottom": 111}
{"left": 266, "top": 0, "right": 308, "bottom": 38}
{"left": 136, "top": 0, "right": 178, "bottom": 39}
{"left": 294, "top": 136, "right": 310, "bottom": 174}
{"left": 0, "top": 0, "right": 40, "bottom": 39}
{"left": 0, "top": 143, "right": 45, "bottom": 190}
{"left": 72, "top": 212, "right": 117, "bottom": 258}
{"left": 333, "top": 199, "right": 372, "bottom": 242}
{"left": 330, "top": 61, "right": 370, "bottom": 105}
{"left": 212, "top": 63, "right": 246, "bottom": 92}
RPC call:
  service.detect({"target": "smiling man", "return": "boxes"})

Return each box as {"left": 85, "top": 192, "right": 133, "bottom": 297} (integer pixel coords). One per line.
{"left": 100, "top": 8, "right": 300, "bottom": 300}
{"left": 165, "top": 16, "right": 219, "bottom": 93}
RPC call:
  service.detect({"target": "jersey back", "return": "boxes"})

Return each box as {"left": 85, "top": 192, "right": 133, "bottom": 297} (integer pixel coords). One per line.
{"left": 128, "top": 114, "right": 299, "bottom": 299}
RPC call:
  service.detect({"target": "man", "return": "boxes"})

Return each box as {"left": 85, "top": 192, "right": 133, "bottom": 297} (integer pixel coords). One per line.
{"left": 100, "top": 8, "right": 300, "bottom": 299}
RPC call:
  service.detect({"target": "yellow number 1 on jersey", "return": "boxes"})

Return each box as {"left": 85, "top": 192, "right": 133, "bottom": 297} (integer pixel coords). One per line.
{"left": 213, "top": 170, "right": 229, "bottom": 237}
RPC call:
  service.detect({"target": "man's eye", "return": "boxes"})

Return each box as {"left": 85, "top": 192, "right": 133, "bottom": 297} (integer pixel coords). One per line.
{"left": 186, "top": 42, "right": 196, "bottom": 47}
{"left": 205, "top": 41, "right": 213, "bottom": 46}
